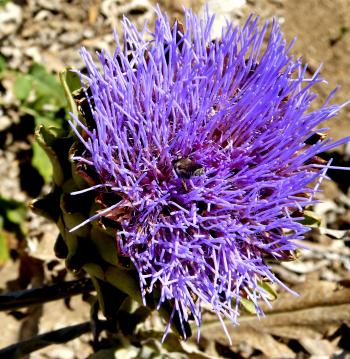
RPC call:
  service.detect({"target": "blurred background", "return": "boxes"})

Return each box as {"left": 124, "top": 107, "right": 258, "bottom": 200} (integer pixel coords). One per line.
{"left": 0, "top": 0, "right": 350, "bottom": 358}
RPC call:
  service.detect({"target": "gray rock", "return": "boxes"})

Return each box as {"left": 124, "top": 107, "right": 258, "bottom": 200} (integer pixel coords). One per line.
{"left": 0, "top": 3, "right": 23, "bottom": 37}
{"left": 59, "top": 31, "right": 83, "bottom": 46}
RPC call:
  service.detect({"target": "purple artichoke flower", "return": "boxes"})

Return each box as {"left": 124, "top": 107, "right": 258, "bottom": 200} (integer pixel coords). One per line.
{"left": 69, "top": 8, "right": 349, "bottom": 340}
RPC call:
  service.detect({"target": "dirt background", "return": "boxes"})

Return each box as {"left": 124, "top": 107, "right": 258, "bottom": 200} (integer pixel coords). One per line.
{"left": 1, "top": 0, "right": 350, "bottom": 358}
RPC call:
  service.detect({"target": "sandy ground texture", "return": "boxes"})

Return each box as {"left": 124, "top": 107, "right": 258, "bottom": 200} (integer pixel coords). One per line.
{"left": 1, "top": 0, "right": 350, "bottom": 358}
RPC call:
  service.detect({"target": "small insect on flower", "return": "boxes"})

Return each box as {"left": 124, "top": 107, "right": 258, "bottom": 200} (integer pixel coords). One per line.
{"left": 173, "top": 157, "right": 205, "bottom": 179}
{"left": 173, "top": 156, "right": 205, "bottom": 190}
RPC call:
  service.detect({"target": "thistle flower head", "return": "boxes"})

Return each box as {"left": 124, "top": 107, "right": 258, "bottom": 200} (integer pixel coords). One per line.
{"left": 70, "top": 8, "right": 348, "bottom": 339}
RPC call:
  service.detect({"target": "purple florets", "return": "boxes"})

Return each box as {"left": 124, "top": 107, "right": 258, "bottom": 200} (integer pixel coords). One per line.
{"left": 70, "top": 8, "right": 348, "bottom": 339}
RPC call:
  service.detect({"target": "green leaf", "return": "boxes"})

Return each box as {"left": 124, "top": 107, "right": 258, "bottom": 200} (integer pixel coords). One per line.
{"left": 64, "top": 69, "right": 82, "bottom": 93}
{"left": 32, "top": 114, "right": 58, "bottom": 128}
{"left": 31, "top": 141, "right": 53, "bottom": 183}
{"left": 13, "top": 74, "right": 32, "bottom": 101}
{"left": 240, "top": 298, "right": 257, "bottom": 314}
{"left": 0, "top": 0, "right": 10, "bottom": 7}
{"left": 0, "top": 55, "right": 6, "bottom": 73}
{"left": 258, "top": 281, "right": 278, "bottom": 301}
{"left": 0, "top": 217, "right": 9, "bottom": 265}
{"left": 14, "top": 64, "right": 66, "bottom": 118}
{"left": 299, "top": 210, "right": 321, "bottom": 227}
{"left": 6, "top": 207, "right": 26, "bottom": 225}
{"left": 90, "top": 227, "right": 118, "bottom": 266}
{"left": 29, "top": 64, "right": 66, "bottom": 110}
{"left": 0, "top": 196, "right": 27, "bottom": 235}
{"left": 35, "top": 125, "right": 65, "bottom": 186}
{"left": 84, "top": 264, "right": 142, "bottom": 305}
{"left": 59, "top": 68, "right": 82, "bottom": 118}
{"left": 0, "top": 198, "right": 26, "bottom": 226}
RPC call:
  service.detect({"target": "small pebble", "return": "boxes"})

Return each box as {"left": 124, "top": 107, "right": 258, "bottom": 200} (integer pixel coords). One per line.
{"left": 43, "top": 347, "right": 75, "bottom": 359}
{"left": 0, "top": 3, "right": 22, "bottom": 37}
